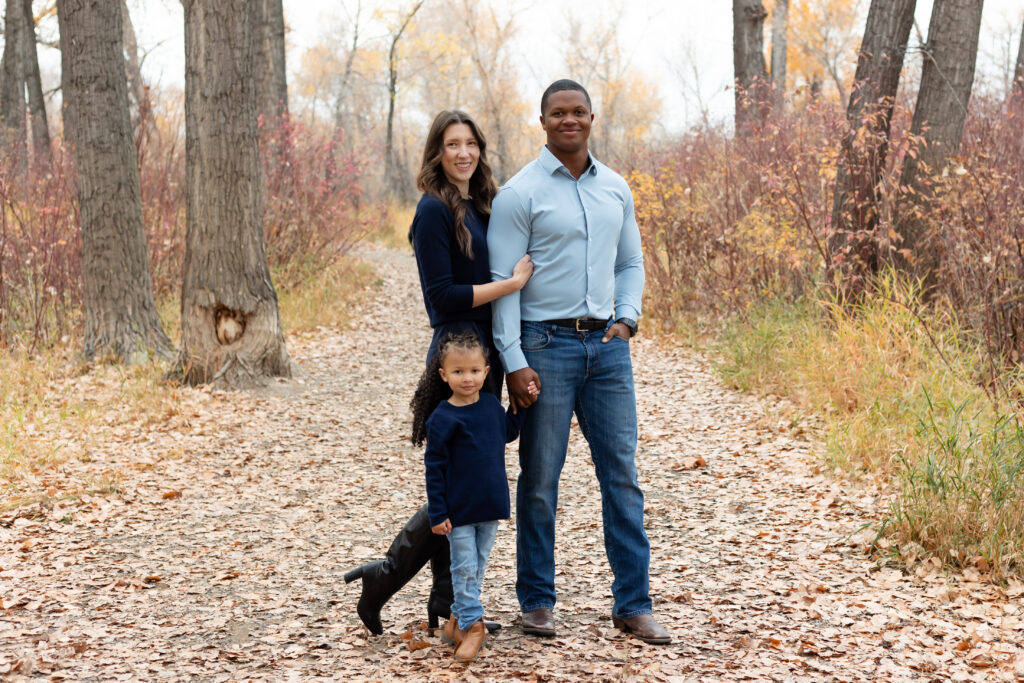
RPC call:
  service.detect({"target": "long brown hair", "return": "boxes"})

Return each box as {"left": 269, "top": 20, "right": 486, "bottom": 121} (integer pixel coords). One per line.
{"left": 415, "top": 110, "right": 498, "bottom": 259}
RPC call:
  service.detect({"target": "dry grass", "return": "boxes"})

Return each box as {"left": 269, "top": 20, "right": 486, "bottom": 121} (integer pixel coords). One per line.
{"left": 715, "top": 272, "right": 1024, "bottom": 579}
{"left": 369, "top": 201, "right": 415, "bottom": 249}
{"left": 1, "top": 255, "right": 375, "bottom": 510}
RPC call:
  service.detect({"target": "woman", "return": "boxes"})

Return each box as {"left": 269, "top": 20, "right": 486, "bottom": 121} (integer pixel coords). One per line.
{"left": 344, "top": 110, "right": 532, "bottom": 635}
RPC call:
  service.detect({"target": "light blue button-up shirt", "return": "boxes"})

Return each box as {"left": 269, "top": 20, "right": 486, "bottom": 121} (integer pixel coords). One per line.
{"left": 488, "top": 146, "right": 644, "bottom": 373}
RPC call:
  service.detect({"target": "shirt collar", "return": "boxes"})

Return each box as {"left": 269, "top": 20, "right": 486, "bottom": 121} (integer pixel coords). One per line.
{"left": 539, "top": 145, "right": 598, "bottom": 178}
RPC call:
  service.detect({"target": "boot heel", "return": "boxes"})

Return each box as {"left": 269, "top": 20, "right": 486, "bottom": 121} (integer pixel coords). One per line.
{"left": 428, "top": 602, "right": 446, "bottom": 629}
{"left": 344, "top": 562, "right": 374, "bottom": 584}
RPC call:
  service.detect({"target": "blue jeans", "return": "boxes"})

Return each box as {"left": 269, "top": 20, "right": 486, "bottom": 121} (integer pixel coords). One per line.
{"left": 516, "top": 321, "right": 651, "bottom": 619}
{"left": 448, "top": 521, "right": 499, "bottom": 627}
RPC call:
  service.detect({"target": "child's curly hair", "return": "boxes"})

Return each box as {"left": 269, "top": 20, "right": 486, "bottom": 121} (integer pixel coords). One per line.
{"left": 410, "top": 331, "right": 489, "bottom": 446}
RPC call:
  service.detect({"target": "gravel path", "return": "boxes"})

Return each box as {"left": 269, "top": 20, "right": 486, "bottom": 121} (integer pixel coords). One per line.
{"left": 2, "top": 246, "right": 1021, "bottom": 681}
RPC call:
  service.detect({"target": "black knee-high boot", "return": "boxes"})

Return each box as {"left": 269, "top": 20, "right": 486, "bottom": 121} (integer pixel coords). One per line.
{"left": 427, "top": 537, "right": 454, "bottom": 627}
{"left": 344, "top": 506, "right": 502, "bottom": 635}
{"left": 344, "top": 505, "right": 442, "bottom": 635}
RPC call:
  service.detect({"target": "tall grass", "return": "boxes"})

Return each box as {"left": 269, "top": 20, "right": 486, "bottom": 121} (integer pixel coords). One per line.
{"left": 715, "top": 272, "right": 1024, "bottom": 578}
{"left": 625, "top": 90, "right": 1024, "bottom": 579}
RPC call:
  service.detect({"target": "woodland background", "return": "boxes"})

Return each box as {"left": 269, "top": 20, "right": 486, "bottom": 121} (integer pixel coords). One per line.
{"left": 1, "top": 0, "right": 1024, "bottom": 637}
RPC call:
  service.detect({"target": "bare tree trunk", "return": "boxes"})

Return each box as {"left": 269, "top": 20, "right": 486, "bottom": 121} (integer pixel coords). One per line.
{"left": 1, "top": 0, "right": 26, "bottom": 169}
{"left": 897, "top": 0, "right": 983, "bottom": 276}
{"left": 21, "top": 0, "right": 49, "bottom": 171}
{"left": 260, "top": 0, "right": 287, "bottom": 125}
{"left": 1011, "top": 19, "right": 1024, "bottom": 104}
{"left": 770, "top": 0, "right": 788, "bottom": 108}
{"left": 57, "top": 0, "right": 172, "bottom": 364}
{"left": 383, "top": 0, "right": 422, "bottom": 201}
{"left": 460, "top": 0, "right": 513, "bottom": 180}
{"left": 733, "top": 0, "right": 771, "bottom": 134}
{"left": 829, "top": 0, "right": 916, "bottom": 283}
{"left": 120, "top": 0, "right": 151, "bottom": 138}
{"left": 180, "top": 0, "right": 293, "bottom": 388}
{"left": 332, "top": 0, "right": 361, "bottom": 136}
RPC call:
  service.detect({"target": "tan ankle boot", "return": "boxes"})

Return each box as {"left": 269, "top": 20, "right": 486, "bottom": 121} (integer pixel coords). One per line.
{"left": 454, "top": 621, "right": 486, "bottom": 662}
{"left": 442, "top": 613, "right": 463, "bottom": 646}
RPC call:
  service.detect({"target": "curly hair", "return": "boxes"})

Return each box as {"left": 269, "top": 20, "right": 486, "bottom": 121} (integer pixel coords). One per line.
{"left": 414, "top": 110, "right": 498, "bottom": 260}
{"left": 410, "top": 331, "right": 490, "bottom": 446}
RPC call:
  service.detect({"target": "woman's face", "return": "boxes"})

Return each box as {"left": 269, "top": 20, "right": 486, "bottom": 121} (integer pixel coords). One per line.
{"left": 440, "top": 123, "right": 479, "bottom": 195}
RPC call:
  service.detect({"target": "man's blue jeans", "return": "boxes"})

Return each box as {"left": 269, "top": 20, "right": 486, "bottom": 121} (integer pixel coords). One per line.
{"left": 448, "top": 521, "right": 499, "bottom": 628}
{"left": 516, "top": 321, "right": 652, "bottom": 619}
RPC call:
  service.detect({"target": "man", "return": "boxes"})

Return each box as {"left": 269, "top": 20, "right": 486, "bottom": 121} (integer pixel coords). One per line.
{"left": 487, "top": 79, "right": 670, "bottom": 645}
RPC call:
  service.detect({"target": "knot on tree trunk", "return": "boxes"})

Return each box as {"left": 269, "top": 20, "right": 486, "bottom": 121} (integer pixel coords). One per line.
{"left": 215, "top": 306, "right": 246, "bottom": 345}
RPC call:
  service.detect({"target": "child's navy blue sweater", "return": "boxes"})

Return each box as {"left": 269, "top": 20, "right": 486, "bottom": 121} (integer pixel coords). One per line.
{"left": 409, "top": 194, "right": 492, "bottom": 328}
{"left": 424, "top": 393, "right": 524, "bottom": 528}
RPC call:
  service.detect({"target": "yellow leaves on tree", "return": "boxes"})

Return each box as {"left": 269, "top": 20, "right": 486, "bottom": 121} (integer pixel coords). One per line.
{"left": 766, "top": 0, "right": 866, "bottom": 106}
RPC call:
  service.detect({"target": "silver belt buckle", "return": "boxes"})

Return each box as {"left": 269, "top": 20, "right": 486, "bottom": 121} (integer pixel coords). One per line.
{"left": 575, "top": 318, "right": 583, "bottom": 332}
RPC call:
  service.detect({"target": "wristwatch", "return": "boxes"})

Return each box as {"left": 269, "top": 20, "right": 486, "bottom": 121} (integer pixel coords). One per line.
{"left": 616, "top": 317, "right": 638, "bottom": 337}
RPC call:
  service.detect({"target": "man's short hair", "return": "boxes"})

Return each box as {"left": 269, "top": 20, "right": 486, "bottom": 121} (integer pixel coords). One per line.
{"left": 540, "top": 79, "right": 592, "bottom": 115}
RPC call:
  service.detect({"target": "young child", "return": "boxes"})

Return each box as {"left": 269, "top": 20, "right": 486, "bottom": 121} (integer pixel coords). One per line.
{"left": 411, "top": 332, "right": 534, "bottom": 663}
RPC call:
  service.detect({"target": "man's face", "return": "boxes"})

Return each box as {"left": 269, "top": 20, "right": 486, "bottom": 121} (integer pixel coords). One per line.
{"left": 540, "top": 90, "right": 593, "bottom": 155}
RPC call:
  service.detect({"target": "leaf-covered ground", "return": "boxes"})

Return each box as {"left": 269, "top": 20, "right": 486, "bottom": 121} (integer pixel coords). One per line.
{"left": 2, "top": 246, "right": 1023, "bottom": 681}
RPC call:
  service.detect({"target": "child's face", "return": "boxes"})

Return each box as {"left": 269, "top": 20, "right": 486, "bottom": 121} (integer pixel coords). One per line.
{"left": 438, "top": 347, "right": 489, "bottom": 401}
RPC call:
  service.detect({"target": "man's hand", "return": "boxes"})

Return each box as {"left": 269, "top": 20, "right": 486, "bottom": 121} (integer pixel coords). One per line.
{"left": 601, "top": 322, "right": 632, "bottom": 343}
{"left": 507, "top": 367, "right": 541, "bottom": 413}
{"left": 431, "top": 519, "right": 452, "bottom": 535}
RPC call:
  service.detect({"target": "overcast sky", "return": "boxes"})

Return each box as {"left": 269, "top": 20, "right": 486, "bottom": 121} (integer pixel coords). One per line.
{"left": 38, "top": 0, "right": 1024, "bottom": 132}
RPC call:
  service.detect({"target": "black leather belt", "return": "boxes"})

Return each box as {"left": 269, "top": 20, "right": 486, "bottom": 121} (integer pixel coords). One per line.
{"left": 543, "top": 317, "right": 610, "bottom": 332}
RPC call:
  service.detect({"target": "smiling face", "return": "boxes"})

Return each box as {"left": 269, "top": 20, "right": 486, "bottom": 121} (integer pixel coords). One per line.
{"left": 540, "top": 89, "right": 593, "bottom": 156}
{"left": 438, "top": 346, "right": 489, "bottom": 405}
{"left": 440, "top": 123, "right": 480, "bottom": 197}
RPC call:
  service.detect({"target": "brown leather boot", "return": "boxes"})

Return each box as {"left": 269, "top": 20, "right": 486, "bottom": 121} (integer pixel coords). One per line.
{"left": 453, "top": 620, "right": 486, "bottom": 662}
{"left": 442, "top": 613, "right": 463, "bottom": 646}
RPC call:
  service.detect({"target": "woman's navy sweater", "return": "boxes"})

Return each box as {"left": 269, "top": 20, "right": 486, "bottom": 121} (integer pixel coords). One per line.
{"left": 424, "top": 393, "right": 524, "bottom": 528}
{"left": 409, "top": 194, "right": 492, "bottom": 328}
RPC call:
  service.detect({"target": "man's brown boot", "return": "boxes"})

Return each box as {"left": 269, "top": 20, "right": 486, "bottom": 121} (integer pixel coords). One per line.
{"left": 453, "top": 620, "right": 486, "bottom": 662}
{"left": 442, "top": 613, "right": 464, "bottom": 646}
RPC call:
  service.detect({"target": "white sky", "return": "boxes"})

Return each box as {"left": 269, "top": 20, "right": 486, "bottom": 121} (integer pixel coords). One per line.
{"left": 35, "top": 0, "right": 1024, "bottom": 133}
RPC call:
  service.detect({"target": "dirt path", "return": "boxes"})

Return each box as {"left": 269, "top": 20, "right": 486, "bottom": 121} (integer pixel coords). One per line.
{"left": 2, "top": 246, "right": 1022, "bottom": 682}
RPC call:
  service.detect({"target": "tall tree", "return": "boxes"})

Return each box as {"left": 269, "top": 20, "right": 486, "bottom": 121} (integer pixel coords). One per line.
{"left": 57, "top": 0, "right": 172, "bottom": 363}
{"left": 897, "top": 0, "right": 983, "bottom": 275}
{"left": 770, "top": 0, "right": 789, "bottom": 107}
{"left": 1, "top": 0, "right": 26, "bottom": 166}
{"left": 456, "top": 0, "right": 520, "bottom": 181}
{"left": 1012, "top": 18, "right": 1024, "bottom": 105}
{"left": 120, "top": 0, "right": 151, "bottom": 137}
{"left": 256, "top": 0, "right": 288, "bottom": 127}
{"left": 561, "top": 10, "right": 663, "bottom": 166}
{"left": 21, "top": 0, "right": 49, "bottom": 169}
{"left": 733, "top": 0, "right": 771, "bottom": 133}
{"left": 383, "top": 0, "right": 422, "bottom": 201}
{"left": 787, "top": 0, "right": 865, "bottom": 107}
{"left": 180, "top": 0, "right": 293, "bottom": 387}
{"left": 829, "top": 0, "right": 916, "bottom": 280}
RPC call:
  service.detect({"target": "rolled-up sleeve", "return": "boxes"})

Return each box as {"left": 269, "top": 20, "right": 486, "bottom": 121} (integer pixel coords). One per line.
{"left": 488, "top": 187, "right": 531, "bottom": 373}
{"left": 614, "top": 186, "right": 644, "bottom": 322}
{"left": 411, "top": 202, "right": 475, "bottom": 315}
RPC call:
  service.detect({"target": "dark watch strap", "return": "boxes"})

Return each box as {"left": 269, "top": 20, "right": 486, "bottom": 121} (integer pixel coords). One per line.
{"left": 616, "top": 317, "right": 638, "bottom": 337}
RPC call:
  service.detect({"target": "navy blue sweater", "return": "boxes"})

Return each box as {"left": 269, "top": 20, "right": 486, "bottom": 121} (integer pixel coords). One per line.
{"left": 424, "top": 393, "right": 525, "bottom": 528}
{"left": 410, "top": 194, "right": 492, "bottom": 328}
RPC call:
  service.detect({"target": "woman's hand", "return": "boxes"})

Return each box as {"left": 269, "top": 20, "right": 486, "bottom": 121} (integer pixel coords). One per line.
{"left": 431, "top": 519, "right": 452, "bottom": 535}
{"left": 510, "top": 254, "right": 534, "bottom": 289}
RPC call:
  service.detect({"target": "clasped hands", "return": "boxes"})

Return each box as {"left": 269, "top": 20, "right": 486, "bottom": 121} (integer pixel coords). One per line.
{"left": 507, "top": 322, "right": 631, "bottom": 413}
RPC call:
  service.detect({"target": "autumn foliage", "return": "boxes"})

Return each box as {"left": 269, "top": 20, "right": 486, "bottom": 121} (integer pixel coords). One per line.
{"left": 0, "top": 113, "right": 369, "bottom": 351}
{"left": 626, "top": 94, "right": 1024, "bottom": 578}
